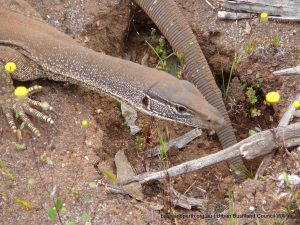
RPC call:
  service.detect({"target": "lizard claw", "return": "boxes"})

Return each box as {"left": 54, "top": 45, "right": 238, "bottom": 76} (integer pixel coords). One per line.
{"left": 1, "top": 85, "right": 54, "bottom": 137}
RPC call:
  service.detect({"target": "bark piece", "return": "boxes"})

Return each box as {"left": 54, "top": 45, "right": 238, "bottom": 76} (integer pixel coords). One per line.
{"left": 115, "top": 150, "right": 144, "bottom": 200}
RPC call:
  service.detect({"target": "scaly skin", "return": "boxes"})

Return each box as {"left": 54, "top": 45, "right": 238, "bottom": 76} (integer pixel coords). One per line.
{"left": 0, "top": 8, "right": 224, "bottom": 136}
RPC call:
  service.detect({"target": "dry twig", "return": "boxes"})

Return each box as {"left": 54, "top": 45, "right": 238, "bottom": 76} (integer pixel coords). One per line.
{"left": 121, "top": 123, "right": 300, "bottom": 185}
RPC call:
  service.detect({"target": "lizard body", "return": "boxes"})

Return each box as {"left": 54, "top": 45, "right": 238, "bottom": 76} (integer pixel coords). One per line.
{"left": 0, "top": 8, "right": 224, "bottom": 136}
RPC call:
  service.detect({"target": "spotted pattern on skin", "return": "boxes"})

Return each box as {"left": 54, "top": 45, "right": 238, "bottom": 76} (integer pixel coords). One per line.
{"left": 0, "top": 8, "right": 225, "bottom": 136}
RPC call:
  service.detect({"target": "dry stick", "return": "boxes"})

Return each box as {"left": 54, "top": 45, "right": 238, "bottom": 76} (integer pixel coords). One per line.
{"left": 204, "top": 0, "right": 216, "bottom": 10}
{"left": 217, "top": 11, "right": 252, "bottom": 20}
{"left": 220, "top": 0, "right": 300, "bottom": 18}
{"left": 273, "top": 65, "right": 300, "bottom": 77}
{"left": 217, "top": 11, "right": 300, "bottom": 22}
{"left": 121, "top": 123, "right": 300, "bottom": 185}
{"left": 255, "top": 90, "right": 300, "bottom": 179}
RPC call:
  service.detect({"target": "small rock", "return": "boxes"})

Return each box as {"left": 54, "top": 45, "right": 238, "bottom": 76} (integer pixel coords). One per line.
{"left": 249, "top": 206, "right": 255, "bottom": 211}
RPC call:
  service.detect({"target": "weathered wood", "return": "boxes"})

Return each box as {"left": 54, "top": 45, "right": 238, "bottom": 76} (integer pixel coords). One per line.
{"left": 115, "top": 150, "right": 144, "bottom": 200}
{"left": 255, "top": 90, "right": 300, "bottom": 179}
{"left": 170, "top": 187, "right": 207, "bottom": 209}
{"left": 273, "top": 65, "right": 300, "bottom": 76}
{"left": 121, "top": 123, "right": 300, "bottom": 185}
{"left": 221, "top": 0, "right": 300, "bottom": 18}
{"left": 218, "top": 11, "right": 253, "bottom": 20}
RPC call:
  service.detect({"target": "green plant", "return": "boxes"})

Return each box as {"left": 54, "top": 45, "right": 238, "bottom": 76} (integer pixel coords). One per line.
{"left": 271, "top": 34, "right": 280, "bottom": 48}
{"left": 148, "top": 28, "right": 186, "bottom": 75}
{"left": 250, "top": 108, "right": 261, "bottom": 117}
{"left": 175, "top": 52, "right": 185, "bottom": 65}
{"left": 102, "top": 168, "right": 118, "bottom": 185}
{"left": 135, "top": 136, "right": 145, "bottom": 152}
{"left": 222, "top": 53, "right": 241, "bottom": 103}
{"left": 228, "top": 186, "right": 235, "bottom": 225}
{"left": 244, "top": 40, "right": 257, "bottom": 55}
{"left": 157, "top": 129, "right": 168, "bottom": 158}
{"left": 0, "top": 160, "right": 14, "bottom": 180}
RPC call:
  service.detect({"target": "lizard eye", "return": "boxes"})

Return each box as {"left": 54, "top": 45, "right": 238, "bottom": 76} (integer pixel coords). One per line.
{"left": 142, "top": 96, "right": 149, "bottom": 108}
{"left": 175, "top": 105, "right": 187, "bottom": 113}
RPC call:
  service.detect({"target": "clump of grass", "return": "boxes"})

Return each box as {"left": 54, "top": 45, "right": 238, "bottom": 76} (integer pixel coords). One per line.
{"left": 135, "top": 136, "right": 145, "bottom": 152}
{"left": 147, "top": 28, "right": 185, "bottom": 76}
{"left": 222, "top": 53, "right": 241, "bottom": 103}
{"left": 271, "top": 34, "right": 280, "bottom": 48}
{"left": 157, "top": 129, "right": 168, "bottom": 159}
{"left": 227, "top": 186, "right": 236, "bottom": 225}
{"left": 243, "top": 40, "right": 257, "bottom": 55}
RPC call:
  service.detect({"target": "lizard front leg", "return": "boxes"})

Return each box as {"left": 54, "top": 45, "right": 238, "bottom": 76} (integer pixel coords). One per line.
{"left": 0, "top": 47, "right": 54, "bottom": 137}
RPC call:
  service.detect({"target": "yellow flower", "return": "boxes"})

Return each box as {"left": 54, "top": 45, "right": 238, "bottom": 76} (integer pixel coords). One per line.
{"left": 265, "top": 91, "right": 280, "bottom": 104}
{"left": 5, "top": 62, "right": 17, "bottom": 73}
{"left": 14, "top": 86, "right": 29, "bottom": 99}
{"left": 260, "top": 12, "right": 268, "bottom": 23}
{"left": 81, "top": 119, "right": 89, "bottom": 128}
{"left": 293, "top": 100, "right": 300, "bottom": 109}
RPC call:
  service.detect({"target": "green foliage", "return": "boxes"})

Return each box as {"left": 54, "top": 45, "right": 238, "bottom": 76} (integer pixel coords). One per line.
{"left": 271, "top": 34, "right": 280, "bottom": 48}
{"left": 48, "top": 207, "right": 57, "bottom": 220}
{"left": 0, "top": 160, "right": 14, "bottom": 180}
{"left": 55, "top": 198, "right": 63, "bottom": 213}
{"left": 283, "top": 172, "right": 289, "bottom": 186}
{"left": 69, "top": 188, "right": 81, "bottom": 201}
{"left": 102, "top": 168, "right": 118, "bottom": 185}
{"left": 11, "top": 141, "right": 24, "bottom": 150}
{"left": 228, "top": 187, "right": 235, "bottom": 225}
{"left": 246, "top": 87, "right": 258, "bottom": 105}
{"left": 135, "top": 136, "right": 145, "bottom": 152}
{"left": 155, "top": 37, "right": 167, "bottom": 59}
{"left": 14, "top": 198, "right": 32, "bottom": 210}
{"left": 147, "top": 28, "right": 185, "bottom": 77}
{"left": 80, "top": 212, "right": 91, "bottom": 222}
{"left": 250, "top": 108, "right": 261, "bottom": 118}
{"left": 243, "top": 40, "right": 257, "bottom": 55}
{"left": 157, "top": 129, "right": 168, "bottom": 159}
{"left": 175, "top": 52, "right": 185, "bottom": 65}
{"left": 46, "top": 157, "right": 54, "bottom": 165}
{"left": 239, "top": 165, "right": 255, "bottom": 179}
{"left": 223, "top": 53, "right": 241, "bottom": 103}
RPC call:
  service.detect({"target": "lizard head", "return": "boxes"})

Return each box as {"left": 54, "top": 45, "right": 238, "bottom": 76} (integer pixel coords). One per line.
{"left": 141, "top": 78, "right": 225, "bottom": 130}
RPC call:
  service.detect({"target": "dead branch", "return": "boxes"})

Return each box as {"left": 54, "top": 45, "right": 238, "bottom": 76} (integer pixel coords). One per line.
{"left": 217, "top": 11, "right": 300, "bottom": 22}
{"left": 170, "top": 187, "right": 207, "bottom": 209}
{"left": 221, "top": 0, "right": 300, "bottom": 19}
{"left": 144, "top": 128, "right": 202, "bottom": 157}
{"left": 273, "top": 65, "right": 300, "bottom": 76}
{"left": 268, "top": 16, "right": 300, "bottom": 22}
{"left": 255, "top": 90, "right": 300, "bottom": 179}
{"left": 121, "top": 123, "right": 300, "bottom": 185}
{"left": 218, "top": 11, "right": 252, "bottom": 20}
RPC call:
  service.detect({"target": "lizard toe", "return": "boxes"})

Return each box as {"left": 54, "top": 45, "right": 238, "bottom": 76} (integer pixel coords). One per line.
{"left": 17, "top": 109, "right": 41, "bottom": 137}
{"left": 23, "top": 104, "right": 54, "bottom": 124}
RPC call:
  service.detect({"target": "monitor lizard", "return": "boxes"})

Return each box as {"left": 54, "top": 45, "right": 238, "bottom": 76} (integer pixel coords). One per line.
{"left": 0, "top": 7, "right": 224, "bottom": 137}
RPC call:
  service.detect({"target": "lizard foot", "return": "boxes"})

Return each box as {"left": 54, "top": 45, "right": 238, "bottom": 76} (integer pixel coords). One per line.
{"left": 1, "top": 85, "right": 54, "bottom": 137}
